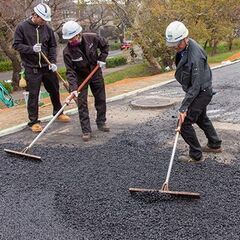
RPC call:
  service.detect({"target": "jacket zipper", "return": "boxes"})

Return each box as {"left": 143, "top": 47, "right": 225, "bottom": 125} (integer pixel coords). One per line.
{"left": 36, "top": 26, "right": 42, "bottom": 68}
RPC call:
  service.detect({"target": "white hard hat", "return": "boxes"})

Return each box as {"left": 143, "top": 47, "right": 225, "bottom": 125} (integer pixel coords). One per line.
{"left": 34, "top": 3, "right": 51, "bottom": 21}
{"left": 165, "top": 21, "right": 189, "bottom": 47}
{"left": 62, "top": 21, "right": 83, "bottom": 40}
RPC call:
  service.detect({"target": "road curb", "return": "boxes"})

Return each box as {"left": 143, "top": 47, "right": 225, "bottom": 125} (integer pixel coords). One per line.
{"left": 1, "top": 60, "right": 240, "bottom": 138}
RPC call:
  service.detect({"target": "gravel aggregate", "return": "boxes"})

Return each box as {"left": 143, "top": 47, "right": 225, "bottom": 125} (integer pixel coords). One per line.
{"left": 1, "top": 62, "right": 240, "bottom": 239}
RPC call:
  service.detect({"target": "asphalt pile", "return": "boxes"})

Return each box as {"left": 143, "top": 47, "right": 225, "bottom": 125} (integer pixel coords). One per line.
{"left": 1, "top": 114, "right": 239, "bottom": 240}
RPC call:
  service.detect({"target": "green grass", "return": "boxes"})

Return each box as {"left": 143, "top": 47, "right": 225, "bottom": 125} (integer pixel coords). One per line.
{"left": 205, "top": 39, "right": 240, "bottom": 63}
{"left": 208, "top": 49, "right": 240, "bottom": 63}
{"left": 104, "top": 63, "right": 159, "bottom": 84}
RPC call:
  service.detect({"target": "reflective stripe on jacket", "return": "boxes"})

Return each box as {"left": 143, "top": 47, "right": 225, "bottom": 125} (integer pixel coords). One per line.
{"left": 13, "top": 19, "right": 57, "bottom": 68}
{"left": 63, "top": 33, "right": 109, "bottom": 92}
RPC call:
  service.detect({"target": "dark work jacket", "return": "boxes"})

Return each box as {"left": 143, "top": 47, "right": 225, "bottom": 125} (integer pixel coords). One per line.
{"left": 175, "top": 38, "right": 212, "bottom": 112}
{"left": 63, "top": 33, "right": 109, "bottom": 92}
{"left": 13, "top": 18, "right": 57, "bottom": 68}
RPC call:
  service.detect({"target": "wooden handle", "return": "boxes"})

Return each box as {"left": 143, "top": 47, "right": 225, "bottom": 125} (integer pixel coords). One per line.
{"left": 40, "top": 52, "right": 69, "bottom": 90}
{"left": 66, "top": 65, "right": 100, "bottom": 103}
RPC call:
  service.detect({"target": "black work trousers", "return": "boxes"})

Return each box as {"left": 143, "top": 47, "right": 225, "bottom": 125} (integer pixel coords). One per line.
{"left": 77, "top": 76, "right": 106, "bottom": 133}
{"left": 25, "top": 67, "right": 62, "bottom": 126}
{"left": 181, "top": 88, "right": 222, "bottom": 160}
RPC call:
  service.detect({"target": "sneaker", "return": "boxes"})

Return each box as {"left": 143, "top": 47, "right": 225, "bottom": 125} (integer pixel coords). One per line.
{"left": 97, "top": 123, "right": 110, "bottom": 132}
{"left": 178, "top": 155, "right": 204, "bottom": 163}
{"left": 82, "top": 133, "right": 91, "bottom": 142}
{"left": 57, "top": 114, "right": 70, "bottom": 123}
{"left": 202, "top": 145, "right": 222, "bottom": 153}
{"left": 30, "top": 123, "right": 42, "bottom": 132}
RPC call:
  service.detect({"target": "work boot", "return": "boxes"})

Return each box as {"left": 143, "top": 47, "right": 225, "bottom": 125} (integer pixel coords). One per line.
{"left": 97, "top": 123, "right": 110, "bottom": 132}
{"left": 178, "top": 155, "right": 204, "bottom": 163}
{"left": 82, "top": 133, "right": 91, "bottom": 142}
{"left": 57, "top": 114, "right": 70, "bottom": 123}
{"left": 202, "top": 145, "right": 222, "bottom": 153}
{"left": 30, "top": 123, "right": 42, "bottom": 132}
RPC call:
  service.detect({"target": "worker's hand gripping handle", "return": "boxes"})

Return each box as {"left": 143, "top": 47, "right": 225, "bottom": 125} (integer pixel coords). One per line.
{"left": 176, "top": 111, "right": 187, "bottom": 132}
{"left": 65, "top": 65, "right": 100, "bottom": 104}
{"left": 175, "top": 117, "right": 183, "bottom": 132}
{"left": 40, "top": 51, "right": 70, "bottom": 91}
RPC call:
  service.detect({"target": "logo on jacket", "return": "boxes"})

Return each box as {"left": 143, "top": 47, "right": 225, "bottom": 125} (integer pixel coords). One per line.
{"left": 89, "top": 43, "right": 93, "bottom": 49}
{"left": 72, "top": 57, "right": 83, "bottom": 61}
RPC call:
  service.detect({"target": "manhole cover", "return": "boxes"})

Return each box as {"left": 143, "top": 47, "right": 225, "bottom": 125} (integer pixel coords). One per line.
{"left": 130, "top": 96, "right": 176, "bottom": 109}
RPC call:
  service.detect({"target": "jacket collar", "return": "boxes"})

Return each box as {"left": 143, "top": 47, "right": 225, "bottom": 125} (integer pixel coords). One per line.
{"left": 176, "top": 50, "right": 188, "bottom": 69}
{"left": 26, "top": 18, "right": 42, "bottom": 28}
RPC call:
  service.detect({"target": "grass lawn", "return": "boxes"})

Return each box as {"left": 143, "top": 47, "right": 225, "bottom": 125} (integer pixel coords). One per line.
{"left": 104, "top": 63, "right": 160, "bottom": 84}
{"left": 208, "top": 49, "right": 240, "bottom": 63}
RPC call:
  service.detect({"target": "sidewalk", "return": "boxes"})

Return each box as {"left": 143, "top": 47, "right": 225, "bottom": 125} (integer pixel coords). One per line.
{"left": 0, "top": 68, "right": 175, "bottom": 132}
{"left": 0, "top": 61, "right": 231, "bottom": 134}
{"left": 2, "top": 65, "right": 130, "bottom": 102}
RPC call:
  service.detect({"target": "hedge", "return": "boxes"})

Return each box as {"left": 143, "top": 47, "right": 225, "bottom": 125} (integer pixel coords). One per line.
{"left": 0, "top": 55, "right": 127, "bottom": 76}
{"left": 0, "top": 61, "right": 13, "bottom": 72}
{"left": 106, "top": 55, "right": 127, "bottom": 68}
{"left": 109, "top": 42, "right": 121, "bottom": 51}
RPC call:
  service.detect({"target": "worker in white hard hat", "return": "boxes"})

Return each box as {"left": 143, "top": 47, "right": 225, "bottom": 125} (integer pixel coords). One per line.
{"left": 62, "top": 20, "right": 109, "bottom": 142}
{"left": 13, "top": 3, "right": 70, "bottom": 132}
{"left": 165, "top": 21, "right": 222, "bottom": 162}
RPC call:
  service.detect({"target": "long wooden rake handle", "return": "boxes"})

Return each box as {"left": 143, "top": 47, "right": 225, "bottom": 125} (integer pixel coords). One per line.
{"left": 40, "top": 52, "right": 69, "bottom": 91}
{"left": 161, "top": 118, "right": 182, "bottom": 191}
{"left": 26, "top": 64, "right": 100, "bottom": 151}
{"left": 65, "top": 64, "right": 100, "bottom": 103}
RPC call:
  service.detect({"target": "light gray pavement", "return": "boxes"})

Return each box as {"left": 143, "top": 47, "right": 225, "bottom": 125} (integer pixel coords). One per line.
{"left": 1, "top": 60, "right": 240, "bottom": 142}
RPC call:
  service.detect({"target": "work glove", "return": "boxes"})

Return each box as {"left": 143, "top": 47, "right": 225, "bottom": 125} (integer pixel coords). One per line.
{"left": 175, "top": 111, "right": 187, "bottom": 132}
{"left": 49, "top": 63, "right": 58, "bottom": 72}
{"left": 97, "top": 61, "right": 106, "bottom": 69}
{"left": 33, "top": 43, "right": 42, "bottom": 53}
{"left": 65, "top": 90, "right": 78, "bottom": 104}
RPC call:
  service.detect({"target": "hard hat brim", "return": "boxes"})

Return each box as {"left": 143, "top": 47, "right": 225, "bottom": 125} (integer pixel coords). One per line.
{"left": 62, "top": 29, "right": 82, "bottom": 40}
{"left": 166, "top": 41, "right": 179, "bottom": 47}
{"left": 41, "top": 17, "right": 51, "bottom": 22}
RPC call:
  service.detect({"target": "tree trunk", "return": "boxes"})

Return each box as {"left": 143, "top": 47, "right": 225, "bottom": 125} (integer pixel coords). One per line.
{"left": 141, "top": 45, "right": 162, "bottom": 71}
{"left": 133, "top": 31, "right": 161, "bottom": 72}
{"left": 203, "top": 39, "right": 208, "bottom": 50}
{"left": 0, "top": 41, "right": 21, "bottom": 91}
{"left": 228, "top": 38, "right": 233, "bottom": 51}
{"left": 211, "top": 39, "right": 218, "bottom": 56}
{"left": 111, "top": 0, "right": 161, "bottom": 72}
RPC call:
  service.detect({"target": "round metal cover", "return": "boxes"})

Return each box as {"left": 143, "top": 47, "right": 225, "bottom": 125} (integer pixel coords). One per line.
{"left": 130, "top": 96, "right": 175, "bottom": 109}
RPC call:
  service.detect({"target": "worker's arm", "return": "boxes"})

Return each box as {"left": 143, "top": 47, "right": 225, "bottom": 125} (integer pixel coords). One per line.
{"left": 46, "top": 27, "right": 57, "bottom": 64}
{"left": 63, "top": 52, "right": 79, "bottom": 92}
{"left": 179, "top": 60, "right": 203, "bottom": 113}
{"left": 13, "top": 24, "right": 35, "bottom": 54}
{"left": 97, "top": 35, "right": 109, "bottom": 62}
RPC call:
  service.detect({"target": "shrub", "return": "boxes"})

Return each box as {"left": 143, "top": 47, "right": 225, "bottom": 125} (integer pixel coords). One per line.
{"left": 0, "top": 60, "right": 13, "bottom": 72}
{"left": 0, "top": 80, "right": 13, "bottom": 93}
{"left": 58, "top": 67, "right": 67, "bottom": 81}
{"left": 106, "top": 56, "right": 127, "bottom": 68}
{"left": 0, "top": 53, "right": 7, "bottom": 62}
{"left": 109, "top": 42, "right": 121, "bottom": 51}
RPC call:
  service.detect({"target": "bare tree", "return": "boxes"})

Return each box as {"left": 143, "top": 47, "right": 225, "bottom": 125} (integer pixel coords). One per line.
{"left": 0, "top": 0, "right": 76, "bottom": 90}
{"left": 110, "top": 0, "right": 162, "bottom": 71}
{"left": 75, "top": 0, "right": 115, "bottom": 33}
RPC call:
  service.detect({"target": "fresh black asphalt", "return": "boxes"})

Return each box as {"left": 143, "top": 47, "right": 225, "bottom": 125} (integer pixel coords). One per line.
{"left": 1, "top": 62, "right": 240, "bottom": 240}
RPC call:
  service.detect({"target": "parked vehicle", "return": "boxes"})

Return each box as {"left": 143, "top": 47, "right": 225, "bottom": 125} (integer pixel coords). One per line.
{"left": 120, "top": 41, "right": 132, "bottom": 50}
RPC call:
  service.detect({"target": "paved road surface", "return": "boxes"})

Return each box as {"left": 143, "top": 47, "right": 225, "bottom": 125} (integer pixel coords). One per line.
{"left": 0, "top": 62, "right": 240, "bottom": 239}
